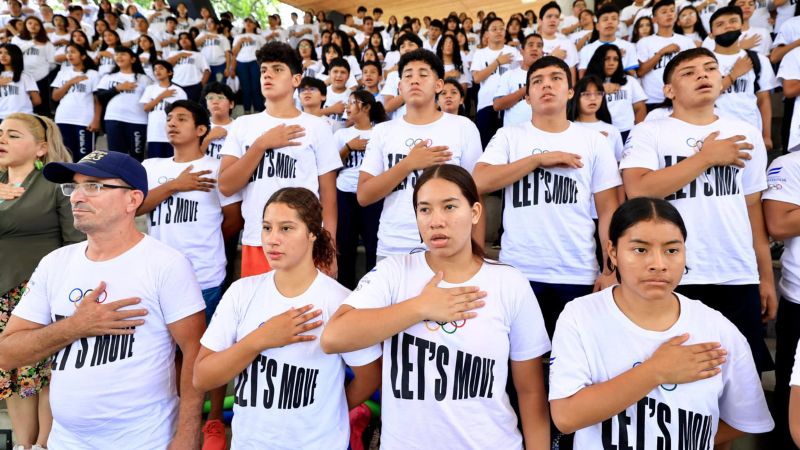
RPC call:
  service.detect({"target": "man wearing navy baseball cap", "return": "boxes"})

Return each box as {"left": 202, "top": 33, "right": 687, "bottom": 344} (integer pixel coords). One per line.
{"left": 0, "top": 150, "right": 207, "bottom": 449}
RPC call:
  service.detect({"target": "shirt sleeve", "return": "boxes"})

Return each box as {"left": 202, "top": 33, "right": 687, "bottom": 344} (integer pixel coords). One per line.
{"left": 343, "top": 257, "right": 399, "bottom": 310}
{"left": 359, "top": 124, "right": 386, "bottom": 176}
{"left": 11, "top": 252, "right": 56, "bottom": 325}
{"left": 623, "top": 42, "right": 639, "bottom": 71}
{"left": 756, "top": 54, "right": 779, "bottom": 92}
{"left": 458, "top": 119, "right": 483, "bottom": 173}
{"left": 507, "top": 271, "right": 551, "bottom": 361}
{"left": 219, "top": 118, "right": 244, "bottom": 159}
{"left": 718, "top": 319, "right": 775, "bottom": 433}
{"left": 477, "top": 127, "right": 511, "bottom": 166}
{"left": 199, "top": 280, "right": 241, "bottom": 352}
{"left": 50, "top": 69, "right": 66, "bottom": 88}
{"left": 742, "top": 128, "right": 768, "bottom": 195}
{"left": 139, "top": 85, "right": 155, "bottom": 104}
{"left": 158, "top": 254, "right": 206, "bottom": 324}
{"left": 619, "top": 122, "right": 661, "bottom": 171}
{"left": 629, "top": 77, "right": 648, "bottom": 103}
{"left": 324, "top": 287, "right": 383, "bottom": 367}
{"left": 313, "top": 119, "right": 344, "bottom": 175}
{"left": 548, "top": 303, "right": 593, "bottom": 400}
{"left": 23, "top": 73, "right": 38, "bottom": 92}
{"left": 763, "top": 154, "right": 800, "bottom": 204}
{"left": 777, "top": 49, "right": 800, "bottom": 82}
{"left": 590, "top": 134, "right": 623, "bottom": 193}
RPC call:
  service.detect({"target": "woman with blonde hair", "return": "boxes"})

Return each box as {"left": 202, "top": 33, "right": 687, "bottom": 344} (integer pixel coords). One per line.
{"left": 0, "top": 113, "right": 83, "bottom": 450}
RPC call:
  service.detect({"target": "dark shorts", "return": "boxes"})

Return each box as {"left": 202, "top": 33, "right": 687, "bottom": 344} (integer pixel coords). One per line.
{"left": 529, "top": 281, "right": 594, "bottom": 339}
{"left": 201, "top": 284, "right": 224, "bottom": 325}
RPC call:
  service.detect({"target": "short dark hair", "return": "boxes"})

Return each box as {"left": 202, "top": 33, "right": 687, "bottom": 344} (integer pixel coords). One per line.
{"left": 663, "top": 47, "right": 717, "bottom": 84}
{"left": 429, "top": 19, "right": 443, "bottom": 30}
{"left": 166, "top": 99, "right": 210, "bottom": 141}
{"left": 357, "top": 6, "right": 367, "bottom": 13}
{"left": 152, "top": 59, "right": 173, "bottom": 75}
{"left": 526, "top": 55, "right": 573, "bottom": 91}
{"left": 652, "top": 0, "right": 676, "bottom": 15}
{"left": 201, "top": 82, "right": 236, "bottom": 110}
{"left": 165, "top": 16, "right": 177, "bottom": 24}
{"left": 256, "top": 42, "right": 302, "bottom": 75}
{"left": 373, "top": 7, "right": 383, "bottom": 14}
{"left": 361, "top": 59, "right": 382, "bottom": 75}
{"left": 298, "top": 76, "right": 327, "bottom": 97}
{"left": 709, "top": 5, "right": 743, "bottom": 31}
{"left": 539, "top": 1, "right": 561, "bottom": 19}
{"left": 398, "top": 48, "right": 445, "bottom": 79}
{"left": 596, "top": 4, "right": 621, "bottom": 19}
{"left": 522, "top": 33, "right": 543, "bottom": 48}
{"left": 328, "top": 57, "right": 351, "bottom": 74}
{"left": 573, "top": 0, "right": 586, "bottom": 5}
{"left": 396, "top": 32, "right": 423, "bottom": 49}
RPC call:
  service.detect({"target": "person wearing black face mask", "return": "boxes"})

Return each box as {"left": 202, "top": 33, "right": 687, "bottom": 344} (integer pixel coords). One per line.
{"left": 710, "top": 5, "right": 777, "bottom": 150}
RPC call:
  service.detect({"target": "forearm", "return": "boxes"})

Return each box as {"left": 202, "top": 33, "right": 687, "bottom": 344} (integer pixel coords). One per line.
{"left": 357, "top": 162, "right": 413, "bottom": 206}
{"left": 765, "top": 205, "right": 800, "bottom": 240}
{"left": 319, "top": 173, "right": 338, "bottom": 240}
{"left": 551, "top": 363, "right": 659, "bottom": 433}
{"left": 473, "top": 159, "right": 537, "bottom": 194}
{"left": 93, "top": 98, "right": 102, "bottom": 123}
{"left": 790, "top": 387, "right": 800, "bottom": 446}
{"left": 52, "top": 83, "right": 72, "bottom": 101}
{"left": 749, "top": 200, "right": 775, "bottom": 286}
{"left": 770, "top": 41, "right": 800, "bottom": 65}
{"left": 194, "top": 337, "right": 263, "bottom": 391}
{"left": 382, "top": 94, "right": 404, "bottom": 113}
{"left": 757, "top": 92, "right": 771, "bottom": 141}
{"left": 174, "top": 339, "right": 203, "bottom": 442}
{"left": 514, "top": 361, "right": 550, "bottom": 450}
{"left": 472, "top": 61, "right": 498, "bottom": 84}
{"left": 493, "top": 88, "right": 525, "bottom": 111}
{"left": 345, "top": 360, "right": 381, "bottom": 409}
{"left": 622, "top": 155, "right": 710, "bottom": 198}
{"left": 219, "top": 150, "right": 266, "bottom": 196}
{"left": 322, "top": 302, "right": 422, "bottom": 354}
{"left": 201, "top": 70, "right": 210, "bottom": 85}
{"left": 142, "top": 96, "right": 163, "bottom": 112}
{"left": 637, "top": 52, "right": 662, "bottom": 77}
{"left": 0, "top": 319, "right": 79, "bottom": 369}
{"left": 784, "top": 80, "right": 800, "bottom": 98}
{"left": 136, "top": 182, "right": 175, "bottom": 215}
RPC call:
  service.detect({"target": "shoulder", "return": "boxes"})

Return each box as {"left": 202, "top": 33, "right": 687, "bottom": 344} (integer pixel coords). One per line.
{"left": 315, "top": 272, "right": 351, "bottom": 299}
{"left": 716, "top": 116, "right": 761, "bottom": 139}
{"left": 559, "top": 288, "right": 610, "bottom": 324}
{"left": 480, "top": 260, "right": 531, "bottom": 289}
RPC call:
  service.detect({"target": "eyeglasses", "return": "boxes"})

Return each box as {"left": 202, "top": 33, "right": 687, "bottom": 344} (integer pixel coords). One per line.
{"left": 60, "top": 182, "right": 133, "bottom": 196}
{"left": 205, "top": 93, "right": 227, "bottom": 101}
{"left": 580, "top": 91, "right": 606, "bottom": 98}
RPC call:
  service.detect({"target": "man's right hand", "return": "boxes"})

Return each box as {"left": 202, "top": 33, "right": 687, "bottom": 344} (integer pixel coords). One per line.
{"left": 532, "top": 151, "right": 583, "bottom": 169}
{"left": 403, "top": 140, "right": 451, "bottom": 170}
{"left": 698, "top": 131, "right": 753, "bottom": 168}
{"left": 69, "top": 281, "right": 147, "bottom": 337}
{"left": 171, "top": 165, "right": 216, "bottom": 192}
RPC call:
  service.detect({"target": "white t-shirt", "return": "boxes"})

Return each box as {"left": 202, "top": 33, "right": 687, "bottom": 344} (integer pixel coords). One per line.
{"left": 471, "top": 45, "right": 523, "bottom": 111}
{"left": 143, "top": 156, "right": 241, "bottom": 289}
{"left": 234, "top": 33, "right": 266, "bottom": 63}
{"left": 379, "top": 71, "right": 405, "bottom": 120}
{"left": 334, "top": 126, "right": 371, "bottom": 193}
{"left": 198, "top": 32, "right": 230, "bottom": 67}
{"left": 636, "top": 34, "right": 697, "bottom": 103}
{"left": 51, "top": 67, "right": 100, "bottom": 127}
{"left": 560, "top": 15, "right": 579, "bottom": 34}
{"left": 578, "top": 120, "right": 624, "bottom": 161}
{"left": 776, "top": 0, "right": 799, "bottom": 34}
{"left": 764, "top": 153, "right": 800, "bottom": 303}
{"left": 155, "top": 29, "right": 178, "bottom": 54}
{"left": 619, "top": 117, "right": 767, "bottom": 284}
{"left": 344, "top": 252, "right": 551, "bottom": 450}
{"left": 542, "top": 35, "right": 579, "bottom": 68}
{"left": 206, "top": 121, "right": 233, "bottom": 160}
{"left": 700, "top": 28, "right": 773, "bottom": 56}
{"left": 12, "top": 236, "right": 205, "bottom": 449}
{"left": 202, "top": 271, "right": 380, "bottom": 449}
{"left": 478, "top": 121, "right": 622, "bottom": 284}
{"left": 605, "top": 76, "right": 647, "bottom": 133}
{"left": 96, "top": 72, "right": 151, "bottom": 124}
{"left": 549, "top": 287, "right": 774, "bottom": 449}
{"left": 777, "top": 47, "right": 800, "bottom": 152}
{"left": 713, "top": 50, "right": 777, "bottom": 131}
{"left": 0, "top": 70, "right": 37, "bottom": 119}
{"left": 495, "top": 67, "right": 531, "bottom": 127}
{"left": 139, "top": 83, "right": 188, "bottom": 143}
{"left": 11, "top": 37, "right": 54, "bottom": 81}
{"left": 579, "top": 39, "right": 639, "bottom": 71}
{"left": 96, "top": 47, "right": 116, "bottom": 77}
{"left": 775, "top": 16, "right": 800, "bottom": 48}
{"left": 360, "top": 113, "right": 483, "bottom": 256}
{"left": 219, "top": 111, "right": 342, "bottom": 246}
{"left": 620, "top": 3, "right": 646, "bottom": 37}
{"left": 323, "top": 86, "right": 351, "bottom": 131}
{"left": 171, "top": 50, "right": 210, "bottom": 86}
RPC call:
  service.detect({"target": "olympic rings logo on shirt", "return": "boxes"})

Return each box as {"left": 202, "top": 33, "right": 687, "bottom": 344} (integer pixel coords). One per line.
{"left": 67, "top": 287, "right": 108, "bottom": 307}
{"left": 632, "top": 361, "right": 677, "bottom": 391}
{"left": 531, "top": 148, "right": 550, "bottom": 155}
{"left": 424, "top": 319, "right": 467, "bottom": 334}
{"left": 405, "top": 138, "right": 433, "bottom": 148}
{"left": 158, "top": 176, "right": 175, "bottom": 184}
{"left": 686, "top": 138, "right": 704, "bottom": 151}
{"left": 768, "top": 184, "right": 783, "bottom": 190}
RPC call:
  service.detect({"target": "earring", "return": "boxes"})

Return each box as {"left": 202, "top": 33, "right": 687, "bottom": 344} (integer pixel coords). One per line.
{"left": 34, "top": 158, "right": 44, "bottom": 170}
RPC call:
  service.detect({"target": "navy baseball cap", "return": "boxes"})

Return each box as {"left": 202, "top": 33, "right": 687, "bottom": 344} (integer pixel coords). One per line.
{"left": 43, "top": 150, "right": 149, "bottom": 197}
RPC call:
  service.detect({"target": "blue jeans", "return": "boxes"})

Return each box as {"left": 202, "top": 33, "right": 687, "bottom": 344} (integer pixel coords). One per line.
{"left": 201, "top": 285, "right": 224, "bottom": 324}
{"left": 236, "top": 60, "right": 264, "bottom": 112}
{"left": 104, "top": 120, "right": 147, "bottom": 162}
{"left": 210, "top": 63, "right": 226, "bottom": 83}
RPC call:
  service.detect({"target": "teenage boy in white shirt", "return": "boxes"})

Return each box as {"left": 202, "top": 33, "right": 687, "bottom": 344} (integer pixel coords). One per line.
{"left": 358, "top": 49, "right": 483, "bottom": 258}
{"left": 137, "top": 100, "right": 243, "bottom": 450}
{"left": 218, "top": 42, "right": 342, "bottom": 277}
{"left": 471, "top": 16, "right": 522, "bottom": 147}
{"left": 560, "top": 0, "right": 586, "bottom": 36}
{"left": 381, "top": 33, "right": 423, "bottom": 120}
{"left": 493, "top": 33, "right": 544, "bottom": 127}
{"left": 473, "top": 56, "right": 621, "bottom": 337}
{"left": 578, "top": 4, "right": 639, "bottom": 77}
{"left": 636, "top": 0, "right": 697, "bottom": 108}
{"left": 709, "top": 5, "right": 777, "bottom": 150}
{"left": 318, "top": 58, "right": 351, "bottom": 131}
{"left": 538, "top": 2, "right": 579, "bottom": 84}
{"left": 763, "top": 149, "right": 800, "bottom": 450}
{"left": 620, "top": 47, "right": 776, "bottom": 375}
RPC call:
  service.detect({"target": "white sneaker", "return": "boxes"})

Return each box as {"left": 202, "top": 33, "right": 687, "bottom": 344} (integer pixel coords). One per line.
{"left": 12, "top": 445, "right": 29, "bottom": 450}
{"left": 32, "top": 446, "right": 46, "bottom": 450}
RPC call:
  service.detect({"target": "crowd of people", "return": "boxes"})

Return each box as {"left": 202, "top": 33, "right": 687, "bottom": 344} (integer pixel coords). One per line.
{"left": 1, "top": 0, "right": 800, "bottom": 448}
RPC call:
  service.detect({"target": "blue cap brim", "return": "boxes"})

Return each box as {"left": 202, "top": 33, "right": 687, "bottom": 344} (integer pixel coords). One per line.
{"left": 43, "top": 161, "right": 149, "bottom": 197}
